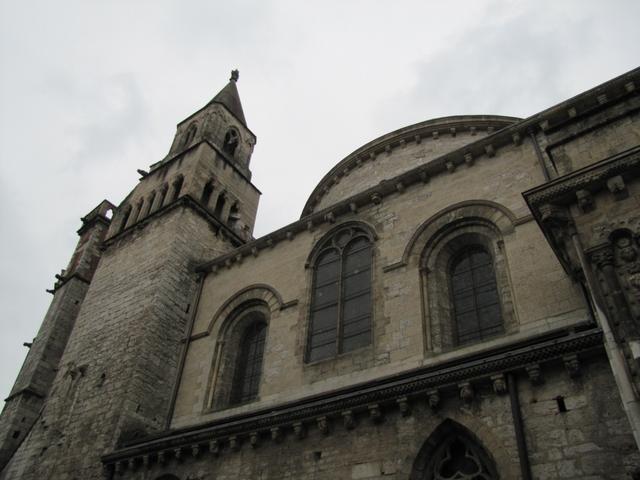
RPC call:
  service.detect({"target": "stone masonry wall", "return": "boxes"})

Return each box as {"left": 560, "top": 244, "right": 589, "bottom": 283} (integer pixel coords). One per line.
{"left": 1, "top": 206, "right": 233, "bottom": 480}
{"left": 125, "top": 355, "right": 639, "bottom": 480}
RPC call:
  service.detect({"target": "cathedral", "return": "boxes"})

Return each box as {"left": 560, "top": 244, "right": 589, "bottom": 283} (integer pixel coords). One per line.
{"left": 1, "top": 66, "right": 640, "bottom": 479}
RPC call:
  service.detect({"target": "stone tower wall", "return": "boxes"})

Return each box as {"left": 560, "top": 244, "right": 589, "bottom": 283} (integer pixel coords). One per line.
{"left": 1, "top": 206, "right": 233, "bottom": 480}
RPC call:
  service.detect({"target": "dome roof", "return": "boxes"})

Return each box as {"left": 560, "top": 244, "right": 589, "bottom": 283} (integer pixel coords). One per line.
{"left": 302, "top": 115, "right": 520, "bottom": 217}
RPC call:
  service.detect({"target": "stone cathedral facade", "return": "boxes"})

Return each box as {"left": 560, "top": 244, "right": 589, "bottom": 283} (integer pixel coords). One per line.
{"left": 1, "top": 67, "right": 640, "bottom": 480}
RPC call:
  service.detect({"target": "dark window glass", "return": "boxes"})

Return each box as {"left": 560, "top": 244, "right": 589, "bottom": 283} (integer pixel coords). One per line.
{"left": 231, "top": 322, "right": 266, "bottom": 405}
{"left": 450, "top": 247, "right": 503, "bottom": 345}
{"left": 308, "top": 228, "right": 372, "bottom": 362}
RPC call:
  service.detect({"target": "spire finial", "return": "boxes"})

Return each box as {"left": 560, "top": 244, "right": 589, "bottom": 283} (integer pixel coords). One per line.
{"left": 230, "top": 69, "right": 239, "bottom": 82}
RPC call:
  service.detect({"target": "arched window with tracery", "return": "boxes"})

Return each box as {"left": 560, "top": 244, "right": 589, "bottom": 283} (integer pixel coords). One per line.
{"left": 449, "top": 246, "right": 503, "bottom": 345}
{"left": 307, "top": 225, "right": 373, "bottom": 362}
{"left": 230, "top": 321, "right": 267, "bottom": 405}
{"left": 410, "top": 419, "right": 500, "bottom": 480}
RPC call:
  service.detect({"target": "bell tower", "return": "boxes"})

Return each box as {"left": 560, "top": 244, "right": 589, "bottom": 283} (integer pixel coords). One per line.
{"left": 0, "top": 72, "right": 260, "bottom": 479}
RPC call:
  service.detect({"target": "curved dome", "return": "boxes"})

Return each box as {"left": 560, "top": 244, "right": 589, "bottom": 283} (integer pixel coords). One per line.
{"left": 302, "top": 115, "right": 521, "bottom": 217}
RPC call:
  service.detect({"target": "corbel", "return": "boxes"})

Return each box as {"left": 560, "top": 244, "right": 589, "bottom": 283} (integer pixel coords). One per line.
{"left": 539, "top": 120, "right": 550, "bottom": 131}
{"left": 191, "top": 444, "right": 200, "bottom": 457}
{"left": 229, "top": 435, "right": 240, "bottom": 452}
{"left": 446, "top": 161, "right": 456, "bottom": 173}
{"left": 342, "top": 410, "right": 356, "bottom": 430}
{"left": 306, "top": 220, "right": 315, "bottom": 231}
{"left": 286, "top": 231, "right": 295, "bottom": 241}
{"left": 142, "top": 455, "right": 150, "bottom": 469}
{"left": 368, "top": 404, "right": 383, "bottom": 423}
{"left": 324, "top": 212, "right": 336, "bottom": 223}
{"left": 597, "top": 93, "right": 608, "bottom": 105}
{"left": 567, "top": 107, "right": 577, "bottom": 118}
{"left": 491, "top": 374, "right": 507, "bottom": 395}
{"left": 174, "top": 447, "right": 183, "bottom": 462}
{"left": 459, "top": 382, "right": 474, "bottom": 403}
{"left": 464, "top": 152, "right": 474, "bottom": 166}
{"left": 414, "top": 134, "right": 422, "bottom": 144}
{"left": 293, "top": 422, "right": 307, "bottom": 440}
{"left": 525, "top": 364, "right": 543, "bottom": 385}
{"left": 470, "top": 126, "right": 477, "bottom": 136}
{"left": 251, "top": 246, "right": 259, "bottom": 257}
{"left": 369, "top": 151, "right": 377, "bottom": 161}
{"left": 209, "top": 439, "right": 219, "bottom": 456}
{"left": 576, "top": 189, "right": 594, "bottom": 213}
{"left": 349, "top": 202, "right": 358, "bottom": 213}
{"left": 427, "top": 389, "right": 440, "bottom": 410}
{"left": 342, "top": 167, "right": 350, "bottom": 176}
{"left": 114, "top": 461, "right": 123, "bottom": 475}
{"left": 158, "top": 450, "right": 167, "bottom": 464}
{"left": 395, "top": 182, "right": 405, "bottom": 193}
{"left": 396, "top": 396, "right": 411, "bottom": 417}
{"left": 450, "top": 127, "right": 457, "bottom": 137}
{"left": 371, "top": 193, "right": 382, "bottom": 205}
{"left": 399, "top": 139, "right": 406, "bottom": 148}
{"left": 419, "top": 170, "right": 430, "bottom": 183}
{"left": 224, "top": 257, "right": 233, "bottom": 269}
{"left": 250, "top": 432, "right": 259, "bottom": 448}
{"left": 511, "top": 132, "right": 522, "bottom": 146}
{"left": 484, "top": 144, "right": 495, "bottom": 158}
{"left": 607, "top": 175, "right": 628, "bottom": 200}
{"left": 316, "top": 416, "right": 330, "bottom": 435}
{"left": 235, "top": 253, "right": 243, "bottom": 264}
{"left": 356, "top": 157, "right": 363, "bottom": 167}
{"left": 625, "top": 81, "right": 636, "bottom": 93}
{"left": 271, "top": 427, "right": 283, "bottom": 443}
{"left": 563, "top": 354, "right": 581, "bottom": 379}
{"left": 128, "top": 458, "right": 135, "bottom": 470}
{"left": 385, "top": 145, "right": 392, "bottom": 155}
{"left": 432, "top": 131, "right": 439, "bottom": 140}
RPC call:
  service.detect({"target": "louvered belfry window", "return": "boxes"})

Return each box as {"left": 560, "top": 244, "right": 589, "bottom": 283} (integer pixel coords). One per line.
{"left": 450, "top": 246, "right": 503, "bottom": 345}
{"left": 231, "top": 321, "right": 267, "bottom": 404}
{"left": 308, "top": 226, "right": 373, "bottom": 362}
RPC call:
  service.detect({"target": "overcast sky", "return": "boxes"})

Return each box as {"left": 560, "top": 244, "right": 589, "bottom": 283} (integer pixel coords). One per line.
{"left": 1, "top": 0, "right": 638, "bottom": 398}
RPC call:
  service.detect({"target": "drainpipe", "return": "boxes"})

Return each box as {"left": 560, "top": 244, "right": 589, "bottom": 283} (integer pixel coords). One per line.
{"left": 165, "top": 272, "right": 206, "bottom": 429}
{"left": 571, "top": 232, "right": 640, "bottom": 450}
{"left": 507, "top": 372, "right": 532, "bottom": 480}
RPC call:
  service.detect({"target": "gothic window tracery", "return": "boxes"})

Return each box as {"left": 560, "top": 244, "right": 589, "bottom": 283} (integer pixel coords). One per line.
{"left": 427, "top": 436, "right": 497, "bottom": 480}
{"left": 307, "top": 225, "right": 373, "bottom": 362}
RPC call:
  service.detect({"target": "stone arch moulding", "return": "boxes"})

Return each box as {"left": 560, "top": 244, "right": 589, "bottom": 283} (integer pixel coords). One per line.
{"left": 305, "top": 219, "right": 378, "bottom": 268}
{"left": 206, "top": 283, "right": 284, "bottom": 335}
{"left": 393, "top": 200, "right": 517, "bottom": 271}
{"left": 204, "top": 284, "right": 284, "bottom": 411}
{"left": 410, "top": 418, "right": 504, "bottom": 480}
{"left": 416, "top": 202, "right": 519, "bottom": 353}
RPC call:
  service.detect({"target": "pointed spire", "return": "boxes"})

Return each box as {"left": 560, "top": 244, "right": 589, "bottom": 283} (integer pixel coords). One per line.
{"left": 208, "top": 69, "right": 246, "bottom": 126}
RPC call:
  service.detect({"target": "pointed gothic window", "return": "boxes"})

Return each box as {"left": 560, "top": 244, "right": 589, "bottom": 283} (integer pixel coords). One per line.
{"left": 223, "top": 128, "right": 239, "bottom": 156}
{"left": 307, "top": 225, "right": 373, "bottom": 362}
{"left": 230, "top": 321, "right": 267, "bottom": 405}
{"left": 450, "top": 246, "right": 503, "bottom": 345}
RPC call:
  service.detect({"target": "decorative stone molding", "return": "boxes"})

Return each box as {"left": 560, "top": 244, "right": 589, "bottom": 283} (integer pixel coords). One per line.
{"left": 576, "top": 189, "right": 594, "bottom": 213}
{"left": 102, "top": 329, "right": 603, "bottom": 469}
{"left": 607, "top": 175, "right": 628, "bottom": 200}
{"left": 249, "top": 431, "right": 259, "bottom": 448}
{"left": 293, "top": 422, "right": 306, "bottom": 439}
{"left": 368, "top": 404, "right": 383, "bottom": 423}
{"left": 271, "top": 427, "right": 283, "bottom": 443}
{"left": 209, "top": 439, "right": 219, "bottom": 456}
